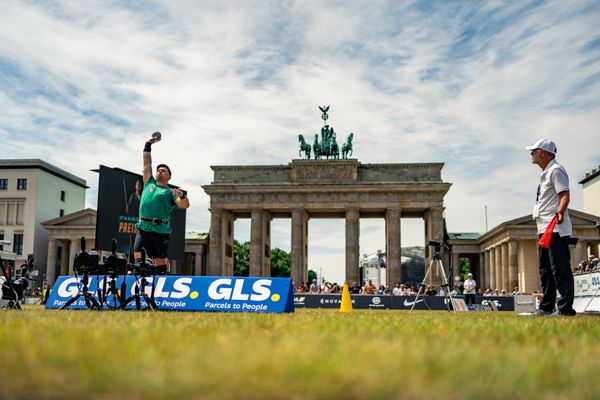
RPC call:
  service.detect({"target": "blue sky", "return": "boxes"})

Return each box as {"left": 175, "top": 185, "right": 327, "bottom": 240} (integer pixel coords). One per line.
{"left": 1, "top": 0, "right": 599, "bottom": 283}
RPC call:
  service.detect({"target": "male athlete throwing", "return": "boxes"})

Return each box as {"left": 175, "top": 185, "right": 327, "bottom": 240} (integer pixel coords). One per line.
{"left": 134, "top": 133, "right": 190, "bottom": 274}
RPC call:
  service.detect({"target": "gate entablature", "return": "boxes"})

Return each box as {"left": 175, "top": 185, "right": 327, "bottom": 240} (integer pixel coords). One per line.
{"left": 209, "top": 160, "right": 445, "bottom": 185}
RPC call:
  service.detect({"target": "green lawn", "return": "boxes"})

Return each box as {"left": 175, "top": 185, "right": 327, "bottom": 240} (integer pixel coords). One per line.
{"left": 1, "top": 306, "right": 599, "bottom": 399}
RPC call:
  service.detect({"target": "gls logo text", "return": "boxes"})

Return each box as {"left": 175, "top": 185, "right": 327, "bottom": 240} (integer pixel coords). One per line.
{"left": 56, "top": 277, "right": 193, "bottom": 298}
{"left": 208, "top": 278, "right": 272, "bottom": 301}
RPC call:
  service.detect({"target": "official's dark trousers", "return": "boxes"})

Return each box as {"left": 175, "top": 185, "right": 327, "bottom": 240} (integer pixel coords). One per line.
{"left": 464, "top": 294, "right": 476, "bottom": 305}
{"left": 538, "top": 233, "right": 575, "bottom": 313}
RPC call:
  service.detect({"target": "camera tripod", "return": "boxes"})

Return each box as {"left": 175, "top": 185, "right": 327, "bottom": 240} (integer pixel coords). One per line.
{"left": 60, "top": 237, "right": 102, "bottom": 310}
{"left": 99, "top": 239, "right": 127, "bottom": 309}
{"left": 100, "top": 274, "right": 124, "bottom": 309}
{"left": 60, "top": 272, "right": 101, "bottom": 310}
{"left": 119, "top": 249, "right": 159, "bottom": 311}
{"left": 410, "top": 241, "right": 455, "bottom": 312}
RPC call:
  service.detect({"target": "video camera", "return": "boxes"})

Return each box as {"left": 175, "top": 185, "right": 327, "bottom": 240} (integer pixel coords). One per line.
{"left": 74, "top": 237, "right": 100, "bottom": 275}
{"left": 2, "top": 276, "right": 28, "bottom": 302}
{"left": 102, "top": 239, "right": 127, "bottom": 277}
{"left": 130, "top": 248, "right": 155, "bottom": 277}
{"left": 1, "top": 242, "right": 28, "bottom": 308}
{"left": 428, "top": 240, "right": 444, "bottom": 253}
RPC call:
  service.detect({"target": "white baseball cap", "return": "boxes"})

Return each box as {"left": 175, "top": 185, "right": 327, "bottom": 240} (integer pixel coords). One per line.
{"left": 525, "top": 138, "right": 557, "bottom": 155}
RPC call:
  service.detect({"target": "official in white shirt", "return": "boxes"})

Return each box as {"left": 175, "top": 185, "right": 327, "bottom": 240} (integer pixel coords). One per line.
{"left": 527, "top": 138, "right": 575, "bottom": 316}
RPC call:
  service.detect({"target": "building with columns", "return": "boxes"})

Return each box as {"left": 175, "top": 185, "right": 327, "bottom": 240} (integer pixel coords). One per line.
{"left": 202, "top": 159, "right": 451, "bottom": 286}
{"left": 41, "top": 208, "right": 97, "bottom": 284}
{"left": 42, "top": 209, "right": 208, "bottom": 285}
{"left": 448, "top": 209, "right": 600, "bottom": 293}
{"left": 0, "top": 159, "right": 86, "bottom": 278}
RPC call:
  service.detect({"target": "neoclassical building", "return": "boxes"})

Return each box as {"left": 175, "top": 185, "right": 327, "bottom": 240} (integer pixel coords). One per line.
{"left": 448, "top": 209, "right": 600, "bottom": 292}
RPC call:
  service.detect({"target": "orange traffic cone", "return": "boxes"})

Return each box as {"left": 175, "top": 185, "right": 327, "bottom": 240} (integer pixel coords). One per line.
{"left": 340, "top": 283, "right": 353, "bottom": 313}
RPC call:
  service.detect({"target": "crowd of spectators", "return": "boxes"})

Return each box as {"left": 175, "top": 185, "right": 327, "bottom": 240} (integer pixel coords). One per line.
{"left": 295, "top": 279, "right": 418, "bottom": 295}
{"left": 293, "top": 279, "right": 518, "bottom": 296}
{"left": 573, "top": 255, "right": 600, "bottom": 274}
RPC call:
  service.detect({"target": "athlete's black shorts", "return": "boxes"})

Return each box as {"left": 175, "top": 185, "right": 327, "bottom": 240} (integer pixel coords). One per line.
{"left": 134, "top": 229, "right": 170, "bottom": 259}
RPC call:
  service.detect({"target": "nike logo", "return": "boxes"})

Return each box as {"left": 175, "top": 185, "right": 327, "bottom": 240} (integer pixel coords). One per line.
{"left": 403, "top": 299, "right": 425, "bottom": 306}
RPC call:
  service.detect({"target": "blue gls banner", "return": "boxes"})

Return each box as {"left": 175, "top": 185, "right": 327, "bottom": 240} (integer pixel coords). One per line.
{"left": 45, "top": 276, "right": 295, "bottom": 313}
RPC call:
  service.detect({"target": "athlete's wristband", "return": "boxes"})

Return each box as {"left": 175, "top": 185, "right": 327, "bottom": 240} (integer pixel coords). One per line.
{"left": 144, "top": 142, "right": 152, "bottom": 152}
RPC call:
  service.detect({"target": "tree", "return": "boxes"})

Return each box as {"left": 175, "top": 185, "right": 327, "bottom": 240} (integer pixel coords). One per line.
{"left": 234, "top": 241, "right": 293, "bottom": 278}
{"left": 270, "top": 248, "right": 291, "bottom": 277}
{"left": 233, "top": 240, "right": 250, "bottom": 276}
{"left": 308, "top": 269, "right": 317, "bottom": 284}
{"left": 459, "top": 257, "right": 471, "bottom": 280}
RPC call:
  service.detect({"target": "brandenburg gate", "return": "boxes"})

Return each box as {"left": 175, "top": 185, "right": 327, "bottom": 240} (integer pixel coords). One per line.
{"left": 202, "top": 160, "right": 451, "bottom": 285}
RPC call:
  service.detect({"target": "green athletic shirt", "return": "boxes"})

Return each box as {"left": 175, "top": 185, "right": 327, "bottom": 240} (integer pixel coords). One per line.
{"left": 136, "top": 176, "right": 177, "bottom": 234}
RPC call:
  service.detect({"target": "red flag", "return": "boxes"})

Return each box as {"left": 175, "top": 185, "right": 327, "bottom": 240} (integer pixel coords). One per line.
{"left": 538, "top": 215, "right": 558, "bottom": 248}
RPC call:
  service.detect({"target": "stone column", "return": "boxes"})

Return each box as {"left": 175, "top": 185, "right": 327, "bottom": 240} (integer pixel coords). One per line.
{"left": 483, "top": 251, "right": 489, "bottom": 289}
{"left": 479, "top": 252, "right": 485, "bottom": 289}
{"left": 291, "top": 209, "right": 308, "bottom": 286}
{"left": 488, "top": 248, "right": 495, "bottom": 291}
{"left": 501, "top": 243, "right": 509, "bottom": 291}
{"left": 250, "top": 209, "right": 264, "bottom": 277}
{"left": 427, "top": 207, "right": 445, "bottom": 281}
{"left": 59, "top": 240, "right": 69, "bottom": 276}
{"left": 221, "top": 211, "right": 235, "bottom": 276}
{"left": 250, "top": 209, "right": 272, "bottom": 277}
{"left": 385, "top": 208, "right": 401, "bottom": 285}
{"left": 262, "top": 211, "right": 272, "bottom": 277}
{"left": 194, "top": 249, "right": 203, "bottom": 276}
{"left": 46, "top": 238, "right": 57, "bottom": 286}
{"left": 495, "top": 245, "right": 502, "bottom": 291}
{"left": 452, "top": 253, "right": 461, "bottom": 279}
{"left": 424, "top": 210, "right": 432, "bottom": 261}
{"left": 345, "top": 208, "right": 360, "bottom": 284}
{"left": 508, "top": 240, "right": 518, "bottom": 292}
{"left": 573, "top": 240, "right": 585, "bottom": 267}
{"left": 208, "top": 208, "right": 223, "bottom": 276}
{"left": 69, "top": 238, "right": 79, "bottom": 275}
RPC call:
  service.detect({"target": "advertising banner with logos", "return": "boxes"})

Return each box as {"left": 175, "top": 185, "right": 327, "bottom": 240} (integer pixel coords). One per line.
{"left": 46, "top": 276, "right": 294, "bottom": 313}
{"left": 95, "top": 165, "right": 187, "bottom": 258}
{"left": 573, "top": 271, "right": 600, "bottom": 313}
{"left": 293, "top": 294, "right": 514, "bottom": 311}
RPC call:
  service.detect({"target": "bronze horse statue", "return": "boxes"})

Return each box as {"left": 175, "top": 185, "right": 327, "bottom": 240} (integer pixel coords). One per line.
{"left": 342, "top": 132, "right": 354, "bottom": 159}
{"left": 313, "top": 134, "right": 321, "bottom": 159}
{"left": 298, "top": 135, "right": 311, "bottom": 159}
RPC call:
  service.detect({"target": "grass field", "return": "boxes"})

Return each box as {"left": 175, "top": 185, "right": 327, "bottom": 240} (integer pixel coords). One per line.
{"left": 1, "top": 306, "right": 599, "bottom": 399}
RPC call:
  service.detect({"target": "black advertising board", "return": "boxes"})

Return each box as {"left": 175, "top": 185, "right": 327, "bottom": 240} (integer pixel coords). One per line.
{"left": 95, "top": 165, "right": 186, "bottom": 259}
{"left": 293, "top": 295, "right": 515, "bottom": 311}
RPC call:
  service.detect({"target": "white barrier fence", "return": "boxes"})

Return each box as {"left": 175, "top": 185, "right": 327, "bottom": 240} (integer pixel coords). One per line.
{"left": 573, "top": 271, "right": 600, "bottom": 313}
